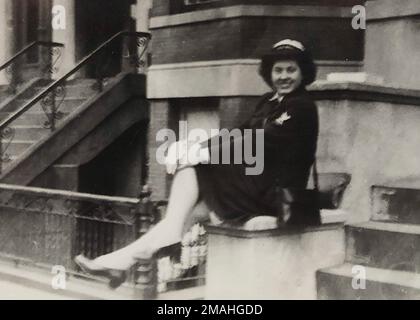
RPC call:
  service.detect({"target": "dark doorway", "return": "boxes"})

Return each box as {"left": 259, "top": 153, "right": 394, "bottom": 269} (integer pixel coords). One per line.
{"left": 25, "top": 0, "right": 40, "bottom": 63}
{"left": 75, "top": 0, "right": 135, "bottom": 77}
{"left": 78, "top": 121, "right": 148, "bottom": 198}
{"left": 14, "top": 0, "right": 40, "bottom": 61}
{"left": 12, "top": 0, "right": 53, "bottom": 82}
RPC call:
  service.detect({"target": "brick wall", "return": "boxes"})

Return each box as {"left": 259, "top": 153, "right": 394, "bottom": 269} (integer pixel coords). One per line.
{"left": 147, "top": 100, "right": 179, "bottom": 200}
{"left": 151, "top": 17, "right": 364, "bottom": 64}
{"left": 151, "top": 0, "right": 171, "bottom": 17}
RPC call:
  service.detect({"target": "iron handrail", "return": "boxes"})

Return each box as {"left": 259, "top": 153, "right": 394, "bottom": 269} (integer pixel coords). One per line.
{"left": 0, "top": 31, "right": 151, "bottom": 134}
{"left": 0, "top": 41, "right": 64, "bottom": 72}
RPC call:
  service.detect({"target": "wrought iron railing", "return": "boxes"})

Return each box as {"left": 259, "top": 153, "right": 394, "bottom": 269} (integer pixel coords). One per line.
{"left": 0, "top": 184, "right": 154, "bottom": 264}
{"left": 0, "top": 182, "right": 207, "bottom": 297}
{"left": 0, "top": 41, "right": 64, "bottom": 94}
{"left": 0, "top": 183, "right": 158, "bottom": 294}
{"left": 0, "top": 31, "right": 151, "bottom": 175}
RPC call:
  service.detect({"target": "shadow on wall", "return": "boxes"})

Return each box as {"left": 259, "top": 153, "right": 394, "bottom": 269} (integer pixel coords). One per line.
{"left": 78, "top": 121, "right": 148, "bottom": 198}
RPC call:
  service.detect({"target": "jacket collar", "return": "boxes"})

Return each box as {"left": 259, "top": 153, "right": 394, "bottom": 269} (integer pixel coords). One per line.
{"left": 269, "top": 92, "right": 283, "bottom": 103}
{"left": 269, "top": 86, "right": 307, "bottom": 103}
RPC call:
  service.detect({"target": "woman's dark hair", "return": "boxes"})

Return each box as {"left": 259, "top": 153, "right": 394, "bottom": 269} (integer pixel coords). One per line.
{"left": 259, "top": 40, "right": 317, "bottom": 88}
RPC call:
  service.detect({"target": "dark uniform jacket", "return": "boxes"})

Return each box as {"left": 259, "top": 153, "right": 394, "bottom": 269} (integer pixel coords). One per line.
{"left": 195, "top": 87, "right": 319, "bottom": 221}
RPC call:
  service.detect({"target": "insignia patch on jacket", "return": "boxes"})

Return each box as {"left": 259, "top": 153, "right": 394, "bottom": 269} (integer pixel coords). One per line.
{"left": 275, "top": 112, "right": 291, "bottom": 125}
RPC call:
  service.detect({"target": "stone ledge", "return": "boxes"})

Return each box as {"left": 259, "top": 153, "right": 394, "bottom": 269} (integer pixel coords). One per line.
{"left": 372, "top": 177, "right": 420, "bottom": 190}
{"left": 349, "top": 221, "right": 420, "bottom": 235}
{"left": 148, "top": 60, "right": 420, "bottom": 104}
{"left": 310, "top": 81, "right": 420, "bottom": 97}
{"left": 309, "top": 81, "right": 420, "bottom": 106}
{"left": 366, "top": 0, "right": 420, "bottom": 21}
{"left": 149, "top": 59, "right": 259, "bottom": 70}
{"left": 147, "top": 60, "right": 420, "bottom": 105}
{"left": 150, "top": 5, "right": 353, "bottom": 29}
{"left": 147, "top": 59, "right": 362, "bottom": 98}
{"left": 205, "top": 221, "right": 344, "bottom": 239}
{"left": 149, "top": 59, "right": 362, "bottom": 71}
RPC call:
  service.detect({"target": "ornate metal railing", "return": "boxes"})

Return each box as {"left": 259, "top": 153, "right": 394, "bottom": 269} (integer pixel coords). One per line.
{"left": 0, "top": 31, "right": 150, "bottom": 175}
{"left": 0, "top": 182, "right": 207, "bottom": 297}
{"left": 0, "top": 41, "right": 64, "bottom": 94}
{"left": 0, "top": 183, "right": 158, "bottom": 294}
{"left": 0, "top": 184, "right": 154, "bottom": 265}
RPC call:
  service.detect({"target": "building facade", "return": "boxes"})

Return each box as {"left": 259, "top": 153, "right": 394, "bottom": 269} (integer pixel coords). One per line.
{"left": 0, "top": 0, "right": 367, "bottom": 200}
{"left": 146, "top": 0, "right": 365, "bottom": 200}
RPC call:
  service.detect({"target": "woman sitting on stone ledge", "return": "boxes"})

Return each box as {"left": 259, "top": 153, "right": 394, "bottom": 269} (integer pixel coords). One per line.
{"left": 75, "top": 39, "right": 319, "bottom": 288}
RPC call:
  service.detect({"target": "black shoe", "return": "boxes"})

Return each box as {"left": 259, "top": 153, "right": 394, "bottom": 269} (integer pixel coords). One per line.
{"left": 74, "top": 255, "right": 127, "bottom": 290}
{"left": 154, "top": 242, "right": 182, "bottom": 260}
{"left": 107, "top": 270, "right": 127, "bottom": 290}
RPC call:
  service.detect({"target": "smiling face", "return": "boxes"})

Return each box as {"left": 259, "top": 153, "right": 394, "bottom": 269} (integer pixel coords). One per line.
{"left": 271, "top": 60, "right": 303, "bottom": 96}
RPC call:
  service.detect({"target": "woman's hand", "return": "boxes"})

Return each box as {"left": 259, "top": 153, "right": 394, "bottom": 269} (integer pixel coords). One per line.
{"left": 165, "top": 139, "right": 187, "bottom": 175}
{"left": 165, "top": 140, "right": 210, "bottom": 175}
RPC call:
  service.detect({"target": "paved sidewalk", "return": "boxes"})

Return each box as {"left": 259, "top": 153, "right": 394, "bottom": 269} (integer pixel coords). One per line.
{"left": 0, "top": 279, "right": 74, "bottom": 300}
{"left": 0, "top": 259, "right": 134, "bottom": 300}
{"left": 0, "top": 257, "right": 205, "bottom": 300}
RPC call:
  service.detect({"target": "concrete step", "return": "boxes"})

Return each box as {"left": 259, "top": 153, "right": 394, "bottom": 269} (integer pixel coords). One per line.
{"left": 346, "top": 221, "right": 420, "bottom": 273}
{"left": 0, "top": 92, "right": 12, "bottom": 103}
{"left": 64, "top": 78, "right": 99, "bottom": 87}
{"left": 17, "top": 82, "right": 52, "bottom": 100}
{"left": 23, "top": 84, "right": 98, "bottom": 100}
{"left": 0, "top": 112, "right": 71, "bottom": 126}
{"left": 4, "top": 98, "right": 86, "bottom": 113}
{"left": 8, "top": 126, "right": 49, "bottom": 141}
{"left": 371, "top": 185, "right": 420, "bottom": 224}
{"left": 9, "top": 78, "right": 112, "bottom": 107}
{"left": 0, "top": 140, "right": 36, "bottom": 157}
{"left": 0, "top": 84, "right": 11, "bottom": 94}
{"left": 317, "top": 263, "right": 420, "bottom": 300}
{"left": 0, "top": 156, "right": 19, "bottom": 171}
{"left": 0, "top": 79, "right": 47, "bottom": 113}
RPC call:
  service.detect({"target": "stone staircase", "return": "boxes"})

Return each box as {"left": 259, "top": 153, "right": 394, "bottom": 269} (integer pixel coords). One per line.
{"left": 0, "top": 86, "right": 12, "bottom": 103}
{"left": 0, "top": 73, "right": 147, "bottom": 188}
{"left": 0, "top": 79, "right": 99, "bottom": 170}
{"left": 0, "top": 78, "right": 44, "bottom": 108}
{"left": 317, "top": 185, "right": 420, "bottom": 299}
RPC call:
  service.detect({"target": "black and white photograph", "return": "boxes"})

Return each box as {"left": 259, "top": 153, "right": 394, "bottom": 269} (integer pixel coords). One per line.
{"left": 0, "top": 0, "right": 418, "bottom": 303}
